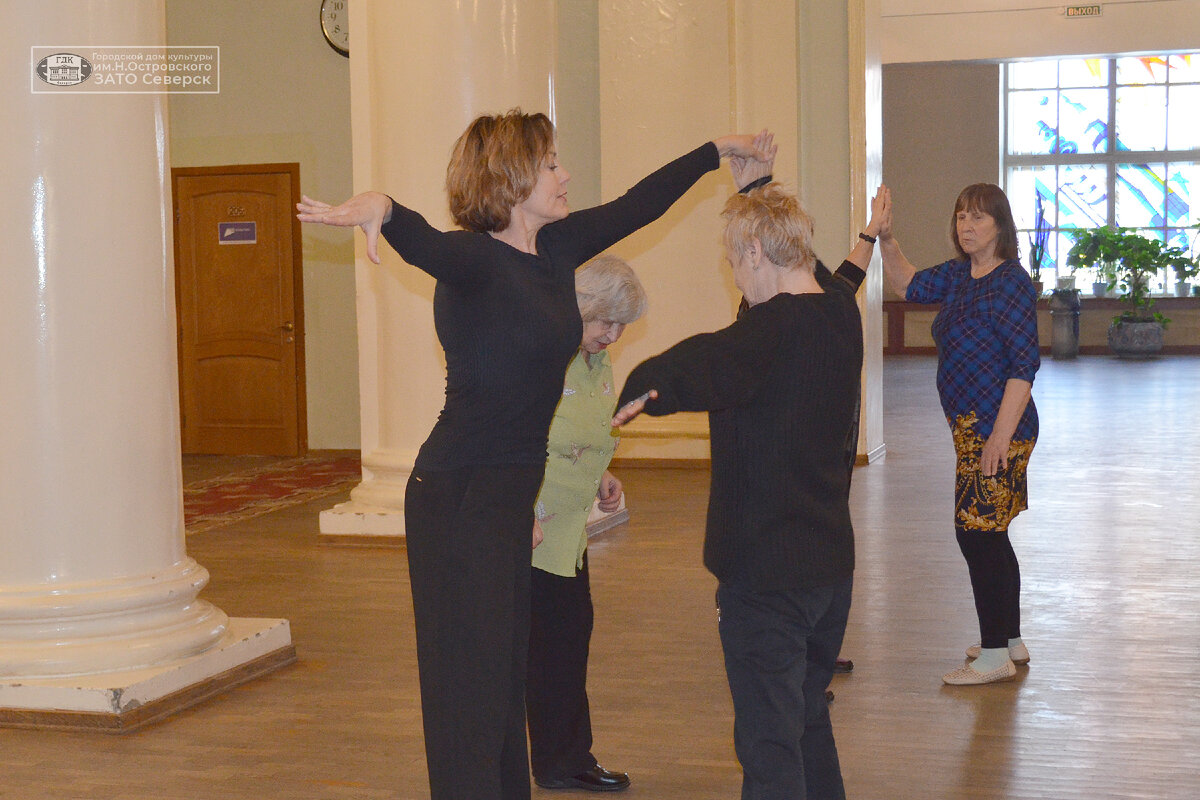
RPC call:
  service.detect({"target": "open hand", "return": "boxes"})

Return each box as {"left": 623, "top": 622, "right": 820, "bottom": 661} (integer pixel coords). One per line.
{"left": 297, "top": 191, "right": 393, "bottom": 264}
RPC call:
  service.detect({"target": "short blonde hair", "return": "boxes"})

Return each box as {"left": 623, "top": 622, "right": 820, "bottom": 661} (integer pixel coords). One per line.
{"left": 575, "top": 255, "right": 648, "bottom": 325}
{"left": 721, "top": 182, "right": 816, "bottom": 273}
{"left": 445, "top": 109, "right": 556, "bottom": 233}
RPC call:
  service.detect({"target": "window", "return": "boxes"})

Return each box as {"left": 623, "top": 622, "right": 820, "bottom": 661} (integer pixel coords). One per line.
{"left": 1004, "top": 54, "right": 1200, "bottom": 292}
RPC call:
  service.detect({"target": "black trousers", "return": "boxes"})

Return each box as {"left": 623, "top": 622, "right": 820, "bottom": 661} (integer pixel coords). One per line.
{"left": 405, "top": 464, "right": 545, "bottom": 800}
{"left": 526, "top": 555, "right": 597, "bottom": 781}
{"left": 955, "top": 527, "right": 1022, "bottom": 650}
{"left": 717, "top": 578, "right": 852, "bottom": 800}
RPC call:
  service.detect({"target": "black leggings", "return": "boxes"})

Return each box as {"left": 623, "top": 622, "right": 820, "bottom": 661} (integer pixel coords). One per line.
{"left": 955, "top": 527, "right": 1021, "bottom": 650}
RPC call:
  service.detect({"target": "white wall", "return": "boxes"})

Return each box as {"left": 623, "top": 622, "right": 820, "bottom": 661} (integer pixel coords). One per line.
{"left": 882, "top": 0, "right": 1200, "bottom": 64}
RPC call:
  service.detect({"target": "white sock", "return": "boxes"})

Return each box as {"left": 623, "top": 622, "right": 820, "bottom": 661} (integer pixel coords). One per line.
{"left": 1008, "top": 637, "right": 1024, "bottom": 649}
{"left": 971, "top": 646, "right": 1011, "bottom": 673}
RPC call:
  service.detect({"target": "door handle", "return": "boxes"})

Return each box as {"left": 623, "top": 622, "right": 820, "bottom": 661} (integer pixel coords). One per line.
{"left": 280, "top": 321, "right": 295, "bottom": 332}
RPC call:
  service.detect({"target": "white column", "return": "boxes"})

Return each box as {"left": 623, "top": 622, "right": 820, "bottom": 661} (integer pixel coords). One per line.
{"left": 0, "top": 1, "right": 291, "bottom": 729}
{"left": 597, "top": 0, "right": 884, "bottom": 464}
{"left": 320, "top": 0, "right": 556, "bottom": 540}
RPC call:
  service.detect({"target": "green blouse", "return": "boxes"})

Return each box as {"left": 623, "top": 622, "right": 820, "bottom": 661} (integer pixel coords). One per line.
{"left": 532, "top": 349, "right": 620, "bottom": 577}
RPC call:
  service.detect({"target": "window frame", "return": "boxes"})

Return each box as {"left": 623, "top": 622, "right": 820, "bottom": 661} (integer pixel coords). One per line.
{"left": 1003, "top": 54, "right": 1200, "bottom": 294}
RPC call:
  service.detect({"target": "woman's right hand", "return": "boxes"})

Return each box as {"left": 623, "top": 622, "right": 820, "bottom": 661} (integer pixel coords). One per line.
{"left": 297, "top": 192, "right": 393, "bottom": 264}
{"left": 612, "top": 389, "right": 658, "bottom": 427}
{"left": 867, "top": 184, "right": 892, "bottom": 241}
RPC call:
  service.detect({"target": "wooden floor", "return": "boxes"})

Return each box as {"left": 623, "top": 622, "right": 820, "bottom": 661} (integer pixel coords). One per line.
{"left": 2, "top": 356, "right": 1197, "bottom": 800}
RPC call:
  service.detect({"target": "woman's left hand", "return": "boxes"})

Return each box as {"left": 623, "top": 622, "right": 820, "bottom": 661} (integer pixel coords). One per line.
{"left": 532, "top": 519, "right": 544, "bottom": 549}
{"left": 729, "top": 130, "right": 777, "bottom": 190}
{"left": 714, "top": 132, "right": 774, "bottom": 162}
{"left": 980, "top": 432, "right": 1011, "bottom": 476}
{"left": 612, "top": 390, "right": 657, "bottom": 427}
{"left": 596, "top": 471, "right": 623, "bottom": 512}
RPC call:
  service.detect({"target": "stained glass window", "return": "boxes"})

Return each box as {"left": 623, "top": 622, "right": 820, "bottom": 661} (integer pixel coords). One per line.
{"left": 1004, "top": 54, "right": 1200, "bottom": 294}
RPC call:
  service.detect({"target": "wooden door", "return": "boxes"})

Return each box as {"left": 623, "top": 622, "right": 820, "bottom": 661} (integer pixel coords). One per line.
{"left": 172, "top": 164, "right": 306, "bottom": 456}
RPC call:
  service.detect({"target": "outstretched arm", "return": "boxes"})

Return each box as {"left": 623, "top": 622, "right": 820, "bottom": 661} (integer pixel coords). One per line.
{"left": 297, "top": 192, "right": 393, "bottom": 264}
{"left": 874, "top": 185, "right": 918, "bottom": 296}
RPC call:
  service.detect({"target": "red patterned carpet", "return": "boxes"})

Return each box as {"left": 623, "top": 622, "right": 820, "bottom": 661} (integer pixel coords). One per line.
{"left": 184, "top": 454, "right": 361, "bottom": 533}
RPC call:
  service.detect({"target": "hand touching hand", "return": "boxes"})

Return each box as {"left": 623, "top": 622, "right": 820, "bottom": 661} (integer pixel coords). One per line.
{"left": 297, "top": 192, "right": 393, "bottom": 264}
{"left": 729, "top": 129, "right": 777, "bottom": 190}
{"left": 872, "top": 185, "right": 894, "bottom": 241}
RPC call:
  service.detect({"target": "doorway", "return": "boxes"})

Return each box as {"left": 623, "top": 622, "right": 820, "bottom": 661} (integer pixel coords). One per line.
{"left": 172, "top": 163, "right": 306, "bottom": 456}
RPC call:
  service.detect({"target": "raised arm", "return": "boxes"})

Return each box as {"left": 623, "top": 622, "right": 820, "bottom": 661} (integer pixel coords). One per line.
{"left": 552, "top": 133, "right": 774, "bottom": 265}
{"left": 728, "top": 130, "right": 776, "bottom": 191}
{"left": 875, "top": 185, "right": 918, "bottom": 297}
{"left": 842, "top": 185, "right": 889, "bottom": 272}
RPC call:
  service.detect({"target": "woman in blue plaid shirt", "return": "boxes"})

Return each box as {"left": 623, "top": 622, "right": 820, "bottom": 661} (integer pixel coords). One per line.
{"left": 876, "top": 183, "right": 1040, "bottom": 686}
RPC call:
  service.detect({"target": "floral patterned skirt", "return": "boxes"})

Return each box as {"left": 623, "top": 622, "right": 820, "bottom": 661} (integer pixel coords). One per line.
{"left": 951, "top": 412, "right": 1036, "bottom": 532}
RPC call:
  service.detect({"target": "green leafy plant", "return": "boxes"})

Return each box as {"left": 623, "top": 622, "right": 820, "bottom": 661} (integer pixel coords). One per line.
{"left": 1066, "top": 226, "right": 1171, "bottom": 326}
{"left": 1169, "top": 223, "right": 1200, "bottom": 282}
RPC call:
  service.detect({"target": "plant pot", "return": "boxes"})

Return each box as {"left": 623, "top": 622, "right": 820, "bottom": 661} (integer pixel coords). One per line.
{"left": 1056, "top": 275, "right": 1076, "bottom": 291}
{"left": 1175, "top": 280, "right": 1191, "bottom": 297}
{"left": 1092, "top": 281, "right": 1108, "bottom": 298}
{"left": 1107, "top": 319, "right": 1164, "bottom": 358}
{"left": 1032, "top": 280, "right": 1044, "bottom": 296}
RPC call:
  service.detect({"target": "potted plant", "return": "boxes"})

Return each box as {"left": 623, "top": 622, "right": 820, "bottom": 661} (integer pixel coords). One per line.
{"left": 1066, "top": 225, "right": 1122, "bottom": 298}
{"left": 1067, "top": 226, "right": 1172, "bottom": 357}
{"left": 1026, "top": 194, "right": 1049, "bottom": 295}
{"left": 1166, "top": 223, "right": 1200, "bottom": 297}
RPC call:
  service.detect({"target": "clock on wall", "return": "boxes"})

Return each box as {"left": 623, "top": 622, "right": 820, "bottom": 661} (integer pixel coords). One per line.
{"left": 320, "top": 0, "right": 349, "bottom": 57}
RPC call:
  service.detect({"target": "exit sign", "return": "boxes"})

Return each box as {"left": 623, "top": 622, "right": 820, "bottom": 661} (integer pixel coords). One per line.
{"left": 1066, "top": 5, "right": 1102, "bottom": 16}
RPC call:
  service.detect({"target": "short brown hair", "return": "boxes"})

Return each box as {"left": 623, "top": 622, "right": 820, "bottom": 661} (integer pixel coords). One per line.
{"left": 575, "top": 255, "right": 648, "bottom": 325}
{"left": 445, "top": 109, "right": 556, "bottom": 233}
{"left": 950, "top": 184, "right": 1020, "bottom": 262}
{"left": 721, "top": 182, "right": 816, "bottom": 273}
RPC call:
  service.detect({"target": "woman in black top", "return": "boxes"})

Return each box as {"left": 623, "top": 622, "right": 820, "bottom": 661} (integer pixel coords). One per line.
{"left": 298, "top": 109, "right": 768, "bottom": 800}
{"left": 614, "top": 181, "right": 887, "bottom": 800}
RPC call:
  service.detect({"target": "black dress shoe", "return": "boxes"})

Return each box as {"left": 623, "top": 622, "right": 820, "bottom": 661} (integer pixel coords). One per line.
{"left": 535, "top": 764, "right": 631, "bottom": 792}
{"left": 833, "top": 657, "right": 854, "bottom": 673}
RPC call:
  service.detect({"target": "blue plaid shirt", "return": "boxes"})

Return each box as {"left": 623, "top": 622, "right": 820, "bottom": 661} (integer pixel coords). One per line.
{"left": 908, "top": 259, "right": 1040, "bottom": 440}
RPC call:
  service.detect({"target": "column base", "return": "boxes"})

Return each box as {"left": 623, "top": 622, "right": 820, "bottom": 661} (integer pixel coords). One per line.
{"left": 0, "top": 618, "right": 295, "bottom": 734}
{"left": 319, "top": 500, "right": 406, "bottom": 545}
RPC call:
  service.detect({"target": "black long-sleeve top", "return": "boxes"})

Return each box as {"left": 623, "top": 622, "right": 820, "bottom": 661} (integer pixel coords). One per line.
{"left": 619, "top": 260, "right": 866, "bottom": 590}
{"left": 378, "top": 142, "right": 721, "bottom": 471}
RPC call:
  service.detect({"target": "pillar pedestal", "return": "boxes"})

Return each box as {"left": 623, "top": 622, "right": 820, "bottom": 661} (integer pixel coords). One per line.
{"left": 0, "top": 619, "right": 294, "bottom": 734}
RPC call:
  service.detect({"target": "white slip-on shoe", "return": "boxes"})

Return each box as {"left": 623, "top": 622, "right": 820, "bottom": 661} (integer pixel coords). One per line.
{"left": 943, "top": 659, "right": 1018, "bottom": 685}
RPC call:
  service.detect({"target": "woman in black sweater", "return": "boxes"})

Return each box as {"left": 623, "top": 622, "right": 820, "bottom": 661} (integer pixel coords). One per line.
{"left": 614, "top": 181, "right": 886, "bottom": 800}
{"left": 297, "top": 109, "right": 767, "bottom": 800}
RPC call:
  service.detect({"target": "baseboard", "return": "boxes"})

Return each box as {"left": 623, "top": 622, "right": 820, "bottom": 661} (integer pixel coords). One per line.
{"left": 609, "top": 457, "right": 711, "bottom": 470}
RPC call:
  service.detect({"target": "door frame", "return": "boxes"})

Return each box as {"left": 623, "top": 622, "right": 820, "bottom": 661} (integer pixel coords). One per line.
{"left": 171, "top": 162, "right": 307, "bottom": 455}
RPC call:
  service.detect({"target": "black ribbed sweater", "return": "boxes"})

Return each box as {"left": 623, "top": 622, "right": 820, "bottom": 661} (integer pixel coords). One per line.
{"left": 618, "top": 261, "right": 865, "bottom": 590}
{"left": 378, "top": 143, "right": 721, "bottom": 471}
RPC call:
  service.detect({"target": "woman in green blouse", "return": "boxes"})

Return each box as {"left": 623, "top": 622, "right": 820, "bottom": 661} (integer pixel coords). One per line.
{"left": 526, "top": 255, "right": 646, "bottom": 793}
